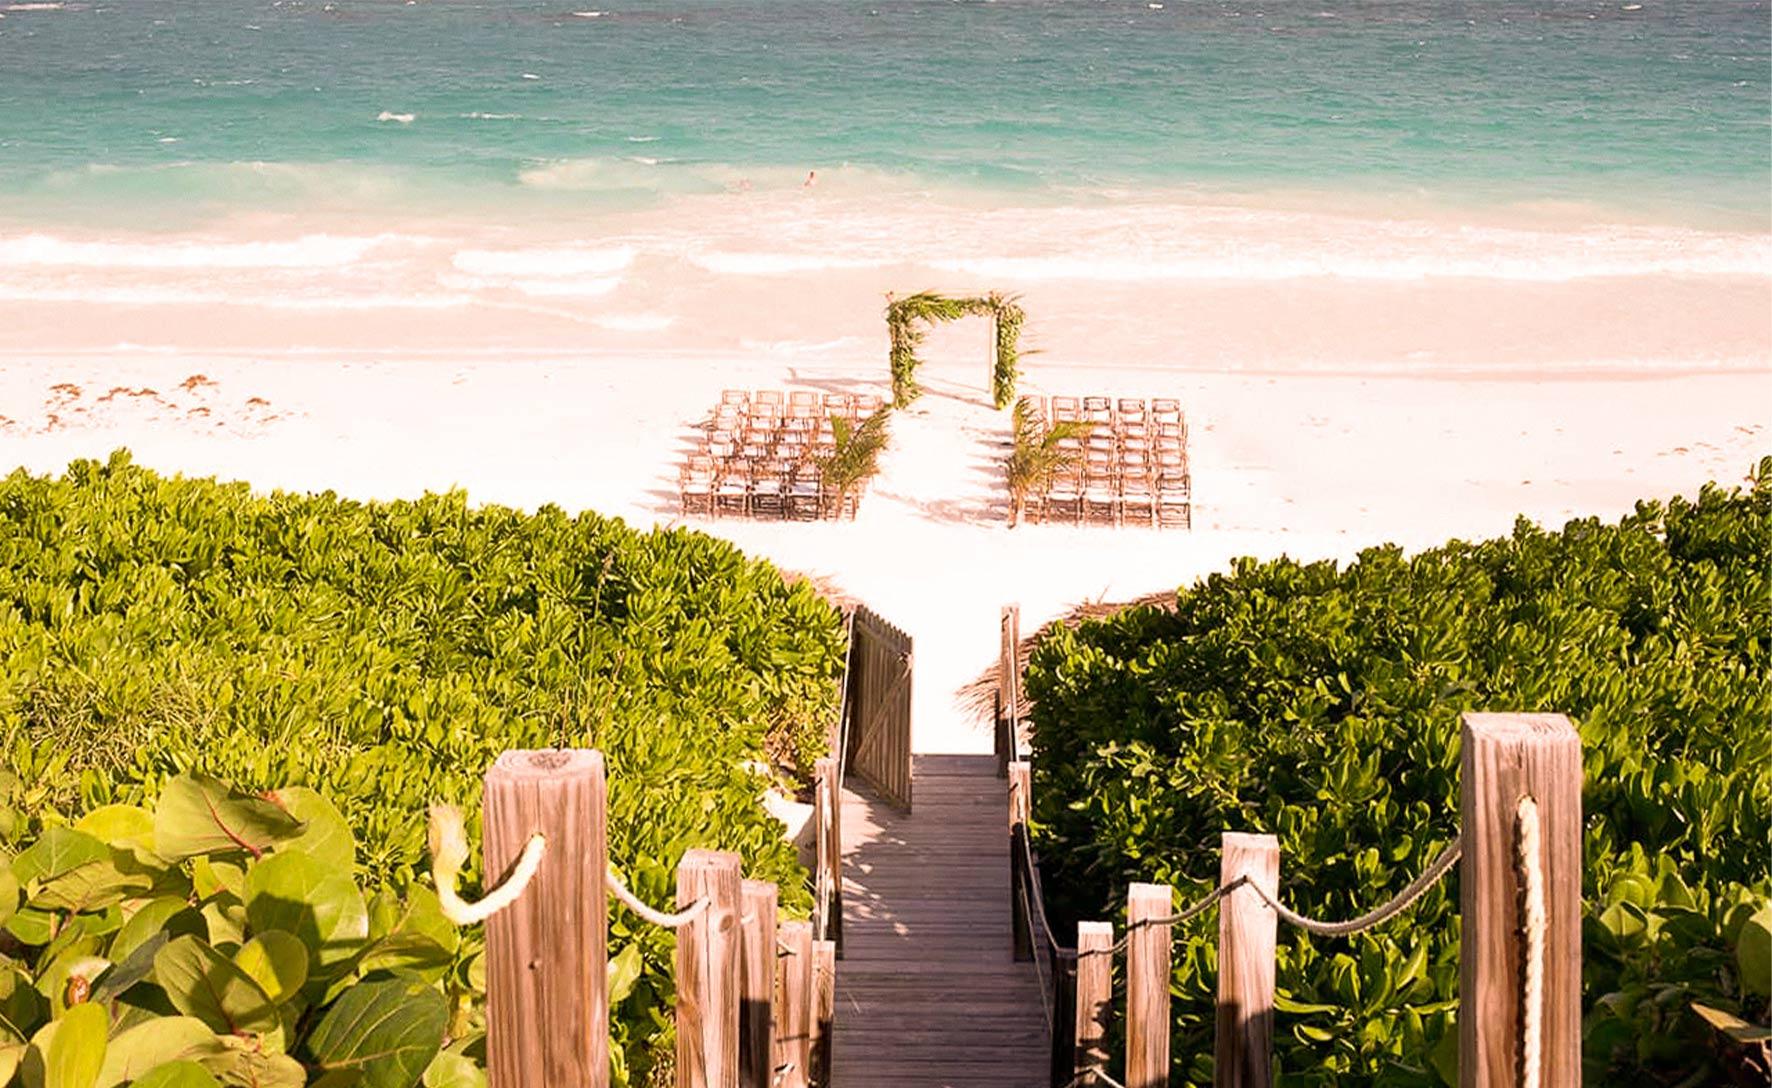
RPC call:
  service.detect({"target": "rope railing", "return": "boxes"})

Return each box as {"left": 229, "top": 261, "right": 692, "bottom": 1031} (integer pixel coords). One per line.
{"left": 606, "top": 864, "right": 711, "bottom": 928}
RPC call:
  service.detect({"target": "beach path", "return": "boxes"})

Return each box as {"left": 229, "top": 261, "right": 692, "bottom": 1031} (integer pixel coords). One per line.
{"left": 833, "top": 753, "right": 1052, "bottom": 1088}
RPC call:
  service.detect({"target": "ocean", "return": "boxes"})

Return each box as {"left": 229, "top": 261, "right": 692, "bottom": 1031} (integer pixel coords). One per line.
{"left": 0, "top": 0, "right": 1766, "bottom": 356}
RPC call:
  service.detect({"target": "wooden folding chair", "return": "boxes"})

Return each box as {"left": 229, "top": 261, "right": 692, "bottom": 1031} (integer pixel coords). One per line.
{"left": 720, "top": 389, "right": 749, "bottom": 407}
{"left": 1156, "top": 471, "right": 1192, "bottom": 529}
{"left": 1083, "top": 471, "right": 1120, "bottom": 526}
{"left": 1121, "top": 475, "right": 1156, "bottom": 528}
{"left": 754, "top": 389, "right": 784, "bottom": 407}
{"left": 1047, "top": 470, "right": 1084, "bottom": 525}
{"left": 714, "top": 467, "right": 751, "bottom": 519}
{"left": 680, "top": 467, "right": 715, "bottom": 516}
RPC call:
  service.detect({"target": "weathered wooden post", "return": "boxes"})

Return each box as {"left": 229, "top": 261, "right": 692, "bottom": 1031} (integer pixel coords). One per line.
{"left": 1126, "top": 882, "right": 1172, "bottom": 1088}
{"left": 811, "top": 939, "right": 837, "bottom": 1086}
{"left": 483, "top": 749, "right": 608, "bottom": 1088}
{"left": 998, "top": 604, "right": 1021, "bottom": 775}
{"left": 813, "top": 756, "right": 844, "bottom": 955}
{"left": 1008, "top": 760, "right": 1034, "bottom": 961}
{"left": 774, "top": 920, "right": 813, "bottom": 1088}
{"left": 1215, "top": 833, "right": 1279, "bottom": 1088}
{"left": 1460, "top": 713, "right": 1581, "bottom": 1088}
{"left": 739, "top": 880, "right": 778, "bottom": 1088}
{"left": 1073, "top": 921, "right": 1114, "bottom": 1085}
{"left": 1049, "top": 944, "right": 1078, "bottom": 1086}
{"left": 677, "top": 849, "right": 744, "bottom": 1088}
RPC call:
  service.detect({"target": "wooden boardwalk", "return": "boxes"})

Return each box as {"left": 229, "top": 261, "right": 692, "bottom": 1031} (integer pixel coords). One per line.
{"left": 832, "top": 754, "right": 1052, "bottom": 1088}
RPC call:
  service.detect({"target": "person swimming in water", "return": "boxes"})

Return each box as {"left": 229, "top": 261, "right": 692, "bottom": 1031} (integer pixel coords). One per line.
{"left": 803, "top": 170, "right": 817, "bottom": 189}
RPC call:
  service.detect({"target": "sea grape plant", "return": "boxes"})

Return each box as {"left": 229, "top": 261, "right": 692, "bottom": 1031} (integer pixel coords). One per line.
{"left": 1024, "top": 460, "right": 1772, "bottom": 1085}
{"left": 0, "top": 452, "right": 846, "bottom": 1083}
{"left": 0, "top": 772, "right": 463, "bottom": 1088}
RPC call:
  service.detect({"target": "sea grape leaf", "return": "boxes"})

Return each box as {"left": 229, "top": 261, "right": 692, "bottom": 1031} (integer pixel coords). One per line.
{"left": 93, "top": 1018, "right": 230, "bottom": 1088}
{"left": 73, "top": 806, "right": 157, "bottom": 855}
{"left": 607, "top": 943, "right": 643, "bottom": 1006}
{"left": 233, "top": 932, "right": 308, "bottom": 1005}
{"left": 90, "top": 931, "right": 166, "bottom": 1005}
{"left": 1738, "top": 903, "right": 1772, "bottom": 1000}
{"left": 306, "top": 977, "right": 448, "bottom": 1088}
{"left": 151, "top": 936, "right": 280, "bottom": 1038}
{"left": 44, "top": 1000, "right": 106, "bottom": 1088}
{"left": 359, "top": 886, "right": 455, "bottom": 978}
{"left": 0, "top": 867, "right": 18, "bottom": 930}
{"left": 242, "top": 852, "right": 368, "bottom": 971}
{"left": 125, "top": 1062, "right": 221, "bottom": 1088}
{"left": 270, "top": 788, "right": 356, "bottom": 872}
{"left": 153, "top": 776, "right": 303, "bottom": 862}
{"left": 421, "top": 1051, "right": 486, "bottom": 1088}
{"left": 1690, "top": 1002, "right": 1772, "bottom": 1044}
{"left": 111, "top": 898, "right": 206, "bottom": 965}
{"left": 11, "top": 828, "right": 108, "bottom": 886}
{"left": 30, "top": 849, "right": 153, "bottom": 915}
{"left": 0, "top": 1044, "right": 22, "bottom": 1088}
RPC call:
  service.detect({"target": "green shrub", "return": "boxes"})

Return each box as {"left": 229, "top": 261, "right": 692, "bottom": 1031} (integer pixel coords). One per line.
{"left": 1025, "top": 460, "right": 1771, "bottom": 1085}
{"left": 0, "top": 452, "right": 846, "bottom": 1084}
{"left": 0, "top": 772, "right": 459, "bottom": 1088}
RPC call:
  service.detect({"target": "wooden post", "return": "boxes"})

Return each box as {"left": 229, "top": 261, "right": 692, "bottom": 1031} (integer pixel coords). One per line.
{"left": 1215, "top": 833, "right": 1279, "bottom": 1088}
{"left": 774, "top": 921, "right": 813, "bottom": 1088}
{"left": 1049, "top": 944, "right": 1078, "bottom": 1087}
{"left": 813, "top": 757, "right": 844, "bottom": 956}
{"left": 998, "top": 604, "right": 1020, "bottom": 776}
{"left": 1008, "top": 761, "right": 1034, "bottom": 961}
{"left": 739, "top": 881, "right": 778, "bottom": 1088}
{"left": 1073, "top": 921, "right": 1114, "bottom": 1085}
{"left": 811, "top": 939, "right": 836, "bottom": 1087}
{"left": 676, "top": 849, "right": 744, "bottom": 1088}
{"left": 483, "top": 749, "right": 608, "bottom": 1088}
{"left": 1459, "top": 713, "right": 1581, "bottom": 1088}
{"left": 1125, "top": 882, "right": 1172, "bottom": 1088}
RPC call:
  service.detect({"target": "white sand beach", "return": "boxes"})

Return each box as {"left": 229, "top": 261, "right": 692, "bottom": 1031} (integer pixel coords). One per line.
{"left": 2, "top": 324, "right": 1766, "bottom": 753}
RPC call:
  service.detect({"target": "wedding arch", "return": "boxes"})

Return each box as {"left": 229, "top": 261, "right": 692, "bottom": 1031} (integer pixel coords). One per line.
{"left": 885, "top": 291, "right": 1026, "bottom": 409}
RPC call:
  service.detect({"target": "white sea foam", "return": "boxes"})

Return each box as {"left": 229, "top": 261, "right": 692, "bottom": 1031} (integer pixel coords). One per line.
{"left": 451, "top": 245, "right": 635, "bottom": 278}
{"left": 376, "top": 111, "right": 415, "bottom": 124}
{"left": 463, "top": 112, "right": 523, "bottom": 120}
{"left": 0, "top": 233, "right": 391, "bottom": 270}
{"left": 626, "top": 135, "right": 659, "bottom": 143}
{"left": 594, "top": 313, "right": 675, "bottom": 331}
{"left": 4, "top": 4, "right": 65, "bottom": 11}
{"left": 688, "top": 251, "right": 889, "bottom": 275}
{"left": 0, "top": 283, "right": 470, "bottom": 309}
{"left": 571, "top": 10, "right": 606, "bottom": 17}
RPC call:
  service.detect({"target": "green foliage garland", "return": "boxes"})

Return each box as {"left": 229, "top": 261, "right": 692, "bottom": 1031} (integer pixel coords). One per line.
{"left": 1024, "top": 462, "right": 1772, "bottom": 1086}
{"left": 885, "top": 290, "right": 1026, "bottom": 409}
{"left": 0, "top": 452, "right": 846, "bottom": 1085}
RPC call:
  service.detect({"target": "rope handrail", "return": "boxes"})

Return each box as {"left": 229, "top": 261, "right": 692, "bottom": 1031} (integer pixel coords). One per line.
{"left": 1013, "top": 818, "right": 1463, "bottom": 958}
{"left": 1241, "top": 838, "right": 1463, "bottom": 938}
{"left": 429, "top": 804, "right": 547, "bottom": 925}
{"left": 607, "top": 864, "right": 710, "bottom": 928}
{"left": 1517, "top": 797, "right": 1545, "bottom": 1088}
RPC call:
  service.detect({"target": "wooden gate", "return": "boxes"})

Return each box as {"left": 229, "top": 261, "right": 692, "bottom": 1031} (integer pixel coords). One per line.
{"left": 843, "top": 604, "right": 914, "bottom": 810}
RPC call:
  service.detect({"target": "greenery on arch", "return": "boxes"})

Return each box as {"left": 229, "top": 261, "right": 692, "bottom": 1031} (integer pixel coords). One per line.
{"left": 885, "top": 290, "right": 1027, "bottom": 409}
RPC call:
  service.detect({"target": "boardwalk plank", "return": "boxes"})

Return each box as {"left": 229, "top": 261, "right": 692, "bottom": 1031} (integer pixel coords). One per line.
{"left": 832, "top": 754, "right": 1051, "bottom": 1088}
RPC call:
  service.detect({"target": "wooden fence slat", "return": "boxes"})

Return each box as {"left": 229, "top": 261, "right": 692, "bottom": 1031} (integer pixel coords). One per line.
{"left": 1215, "top": 833, "right": 1279, "bottom": 1088}
{"left": 775, "top": 920, "right": 813, "bottom": 1088}
{"left": 677, "top": 849, "right": 744, "bottom": 1088}
{"left": 739, "top": 880, "right": 778, "bottom": 1088}
{"left": 1074, "top": 921, "right": 1114, "bottom": 1085}
{"left": 483, "top": 749, "right": 608, "bottom": 1088}
{"left": 1459, "top": 713, "right": 1582, "bottom": 1088}
{"left": 812, "top": 939, "right": 837, "bottom": 1087}
{"left": 1126, "top": 882, "right": 1172, "bottom": 1088}
{"left": 813, "top": 757, "right": 844, "bottom": 955}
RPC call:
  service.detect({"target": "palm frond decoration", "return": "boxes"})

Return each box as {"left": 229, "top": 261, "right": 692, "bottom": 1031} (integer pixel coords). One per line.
{"left": 1005, "top": 399, "right": 1090, "bottom": 527}
{"left": 885, "top": 290, "right": 1029, "bottom": 410}
{"left": 816, "top": 407, "right": 892, "bottom": 520}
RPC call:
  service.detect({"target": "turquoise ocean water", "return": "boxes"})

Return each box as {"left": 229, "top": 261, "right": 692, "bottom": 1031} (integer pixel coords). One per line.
{"left": 0, "top": 0, "right": 1767, "bottom": 229}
